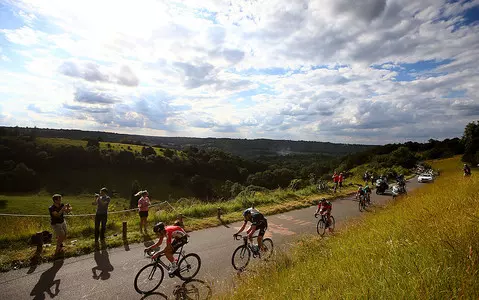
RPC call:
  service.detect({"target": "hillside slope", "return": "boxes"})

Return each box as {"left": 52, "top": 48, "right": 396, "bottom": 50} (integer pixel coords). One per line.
{"left": 220, "top": 156, "right": 479, "bottom": 299}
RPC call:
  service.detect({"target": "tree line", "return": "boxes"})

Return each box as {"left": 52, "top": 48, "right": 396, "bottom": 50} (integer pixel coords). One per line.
{"left": 0, "top": 124, "right": 471, "bottom": 202}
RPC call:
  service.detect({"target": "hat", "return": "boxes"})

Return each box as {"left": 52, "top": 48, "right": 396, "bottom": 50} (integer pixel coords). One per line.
{"left": 52, "top": 194, "right": 62, "bottom": 200}
{"left": 100, "top": 187, "right": 108, "bottom": 193}
{"left": 134, "top": 190, "right": 148, "bottom": 197}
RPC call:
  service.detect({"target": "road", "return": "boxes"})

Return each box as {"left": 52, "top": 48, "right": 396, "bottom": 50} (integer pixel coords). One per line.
{"left": 0, "top": 178, "right": 422, "bottom": 299}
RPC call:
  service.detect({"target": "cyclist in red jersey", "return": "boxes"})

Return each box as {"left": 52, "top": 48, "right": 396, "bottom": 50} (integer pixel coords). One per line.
{"left": 314, "top": 198, "right": 333, "bottom": 228}
{"left": 145, "top": 222, "right": 187, "bottom": 274}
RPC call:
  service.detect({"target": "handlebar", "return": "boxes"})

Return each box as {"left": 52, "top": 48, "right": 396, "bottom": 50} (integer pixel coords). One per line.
{"left": 233, "top": 234, "right": 258, "bottom": 240}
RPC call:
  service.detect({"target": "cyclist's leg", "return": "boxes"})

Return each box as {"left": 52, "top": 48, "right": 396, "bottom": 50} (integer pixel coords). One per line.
{"left": 257, "top": 224, "right": 266, "bottom": 251}
{"left": 164, "top": 244, "right": 175, "bottom": 263}
{"left": 247, "top": 225, "right": 257, "bottom": 243}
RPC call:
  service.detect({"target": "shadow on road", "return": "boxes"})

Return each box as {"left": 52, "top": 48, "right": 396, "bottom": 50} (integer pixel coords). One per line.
{"left": 173, "top": 279, "right": 213, "bottom": 300}
{"left": 27, "top": 247, "right": 43, "bottom": 274}
{"left": 143, "top": 233, "right": 155, "bottom": 247}
{"left": 123, "top": 237, "right": 130, "bottom": 251}
{"left": 139, "top": 279, "right": 212, "bottom": 300}
{"left": 92, "top": 241, "right": 114, "bottom": 280}
{"left": 30, "top": 258, "right": 64, "bottom": 300}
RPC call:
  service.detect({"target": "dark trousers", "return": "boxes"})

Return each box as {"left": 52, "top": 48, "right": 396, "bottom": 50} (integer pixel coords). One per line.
{"left": 95, "top": 214, "right": 108, "bottom": 241}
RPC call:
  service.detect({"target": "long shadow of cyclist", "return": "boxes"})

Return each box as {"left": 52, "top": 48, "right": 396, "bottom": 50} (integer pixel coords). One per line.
{"left": 92, "top": 241, "right": 114, "bottom": 280}
{"left": 30, "top": 258, "right": 64, "bottom": 300}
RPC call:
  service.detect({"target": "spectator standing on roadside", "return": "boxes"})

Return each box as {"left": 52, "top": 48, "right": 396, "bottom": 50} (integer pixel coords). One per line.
{"left": 464, "top": 164, "right": 471, "bottom": 176}
{"left": 49, "top": 194, "right": 72, "bottom": 255}
{"left": 338, "top": 172, "right": 344, "bottom": 192}
{"left": 92, "top": 187, "right": 110, "bottom": 243}
{"left": 136, "top": 190, "right": 151, "bottom": 234}
{"left": 332, "top": 172, "right": 339, "bottom": 193}
{"left": 363, "top": 171, "right": 370, "bottom": 184}
{"left": 370, "top": 174, "right": 376, "bottom": 186}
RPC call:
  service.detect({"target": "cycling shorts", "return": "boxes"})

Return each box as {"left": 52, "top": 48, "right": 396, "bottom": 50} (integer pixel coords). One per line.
{"left": 254, "top": 219, "right": 268, "bottom": 236}
{"left": 171, "top": 236, "right": 188, "bottom": 252}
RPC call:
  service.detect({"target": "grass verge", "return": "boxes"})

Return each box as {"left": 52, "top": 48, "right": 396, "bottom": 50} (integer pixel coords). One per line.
{"left": 218, "top": 156, "right": 479, "bottom": 299}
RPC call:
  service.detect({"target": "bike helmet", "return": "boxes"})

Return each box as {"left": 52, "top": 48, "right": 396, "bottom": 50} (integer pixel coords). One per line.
{"left": 242, "top": 209, "right": 252, "bottom": 217}
{"left": 153, "top": 222, "right": 165, "bottom": 233}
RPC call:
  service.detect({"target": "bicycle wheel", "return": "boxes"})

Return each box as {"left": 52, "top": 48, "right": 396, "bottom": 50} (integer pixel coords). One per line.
{"left": 328, "top": 216, "right": 335, "bottom": 232}
{"left": 261, "top": 238, "right": 274, "bottom": 260}
{"left": 177, "top": 253, "right": 201, "bottom": 281}
{"left": 134, "top": 262, "right": 164, "bottom": 294}
{"left": 316, "top": 218, "right": 326, "bottom": 236}
{"left": 358, "top": 197, "right": 365, "bottom": 212}
{"left": 232, "top": 245, "right": 251, "bottom": 270}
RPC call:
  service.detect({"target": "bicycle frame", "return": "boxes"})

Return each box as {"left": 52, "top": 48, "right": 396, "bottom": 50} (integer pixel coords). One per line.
{"left": 149, "top": 243, "right": 187, "bottom": 270}
{"left": 235, "top": 234, "right": 259, "bottom": 249}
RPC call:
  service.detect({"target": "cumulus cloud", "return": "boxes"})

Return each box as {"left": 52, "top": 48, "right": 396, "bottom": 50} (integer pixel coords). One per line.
{"left": 27, "top": 103, "right": 43, "bottom": 113}
{"left": 1, "top": 0, "right": 479, "bottom": 143}
{"left": 59, "top": 61, "right": 139, "bottom": 86}
{"left": 74, "top": 88, "right": 119, "bottom": 104}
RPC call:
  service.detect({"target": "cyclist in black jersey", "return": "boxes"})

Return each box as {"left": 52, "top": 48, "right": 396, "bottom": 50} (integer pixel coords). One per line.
{"left": 233, "top": 209, "right": 268, "bottom": 252}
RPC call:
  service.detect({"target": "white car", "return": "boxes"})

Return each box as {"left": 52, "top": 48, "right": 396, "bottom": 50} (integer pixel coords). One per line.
{"left": 417, "top": 173, "right": 434, "bottom": 183}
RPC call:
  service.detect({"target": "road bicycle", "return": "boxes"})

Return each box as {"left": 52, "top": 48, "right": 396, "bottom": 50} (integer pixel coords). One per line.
{"left": 231, "top": 234, "right": 273, "bottom": 271}
{"left": 134, "top": 240, "right": 201, "bottom": 294}
{"left": 315, "top": 213, "right": 335, "bottom": 237}
{"left": 357, "top": 194, "right": 367, "bottom": 212}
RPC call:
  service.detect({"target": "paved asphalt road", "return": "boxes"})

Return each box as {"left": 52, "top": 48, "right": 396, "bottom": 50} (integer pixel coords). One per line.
{"left": 0, "top": 178, "right": 423, "bottom": 300}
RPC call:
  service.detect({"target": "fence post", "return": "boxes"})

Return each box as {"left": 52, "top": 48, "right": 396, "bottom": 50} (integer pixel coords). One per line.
{"left": 217, "top": 207, "right": 222, "bottom": 219}
{"left": 122, "top": 221, "right": 127, "bottom": 239}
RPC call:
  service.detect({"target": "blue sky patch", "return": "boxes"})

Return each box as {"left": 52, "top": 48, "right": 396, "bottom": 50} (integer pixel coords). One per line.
{"left": 373, "top": 59, "right": 453, "bottom": 82}
{"left": 0, "top": 4, "right": 23, "bottom": 30}
{"left": 443, "top": 89, "right": 467, "bottom": 98}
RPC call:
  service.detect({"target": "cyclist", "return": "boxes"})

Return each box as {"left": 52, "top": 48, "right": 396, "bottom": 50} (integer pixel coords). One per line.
{"left": 363, "top": 184, "right": 372, "bottom": 204}
{"left": 314, "top": 198, "right": 332, "bottom": 228}
{"left": 144, "top": 222, "right": 188, "bottom": 274}
{"left": 356, "top": 185, "right": 366, "bottom": 201}
{"left": 233, "top": 209, "right": 268, "bottom": 254}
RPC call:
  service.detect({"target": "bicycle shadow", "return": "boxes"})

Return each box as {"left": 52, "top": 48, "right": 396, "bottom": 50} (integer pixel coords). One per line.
{"left": 30, "top": 258, "right": 64, "bottom": 300}
{"left": 173, "top": 279, "right": 213, "bottom": 300}
{"left": 139, "top": 279, "right": 213, "bottom": 300}
{"left": 92, "top": 241, "right": 114, "bottom": 280}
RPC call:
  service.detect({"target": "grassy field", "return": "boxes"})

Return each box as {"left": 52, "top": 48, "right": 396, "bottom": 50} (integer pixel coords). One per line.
{"left": 35, "top": 137, "right": 186, "bottom": 158}
{"left": 218, "top": 156, "right": 479, "bottom": 299}
{"left": 0, "top": 181, "right": 360, "bottom": 272}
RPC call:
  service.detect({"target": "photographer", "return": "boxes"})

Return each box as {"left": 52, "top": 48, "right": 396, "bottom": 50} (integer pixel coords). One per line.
{"left": 92, "top": 187, "right": 110, "bottom": 243}
{"left": 49, "top": 194, "right": 72, "bottom": 255}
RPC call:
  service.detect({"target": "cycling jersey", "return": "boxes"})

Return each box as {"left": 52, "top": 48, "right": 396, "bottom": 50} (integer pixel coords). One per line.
{"left": 250, "top": 212, "right": 268, "bottom": 236}
{"left": 165, "top": 225, "right": 186, "bottom": 245}
{"left": 357, "top": 188, "right": 365, "bottom": 195}
{"left": 363, "top": 186, "right": 371, "bottom": 193}
{"left": 318, "top": 201, "right": 332, "bottom": 213}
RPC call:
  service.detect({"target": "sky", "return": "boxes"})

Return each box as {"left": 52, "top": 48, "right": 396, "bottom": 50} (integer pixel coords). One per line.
{"left": 0, "top": 0, "right": 479, "bottom": 144}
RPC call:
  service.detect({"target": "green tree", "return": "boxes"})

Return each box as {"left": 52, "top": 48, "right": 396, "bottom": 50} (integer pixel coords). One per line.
{"left": 141, "top": 146, "right": 156, "bottom": 157}
{"left": 462, "top": 121, "right": 479, "bottom": 165}
{"left": 130, "top": 180, "right": 141, "bottom": 208}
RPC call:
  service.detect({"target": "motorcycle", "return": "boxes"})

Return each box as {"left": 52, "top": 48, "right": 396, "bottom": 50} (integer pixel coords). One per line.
{"left": 392, "top": 180, "right": 407, "bottom": 197}
{"left": 375, "top": 178, "right": 388, "bottom": 194}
